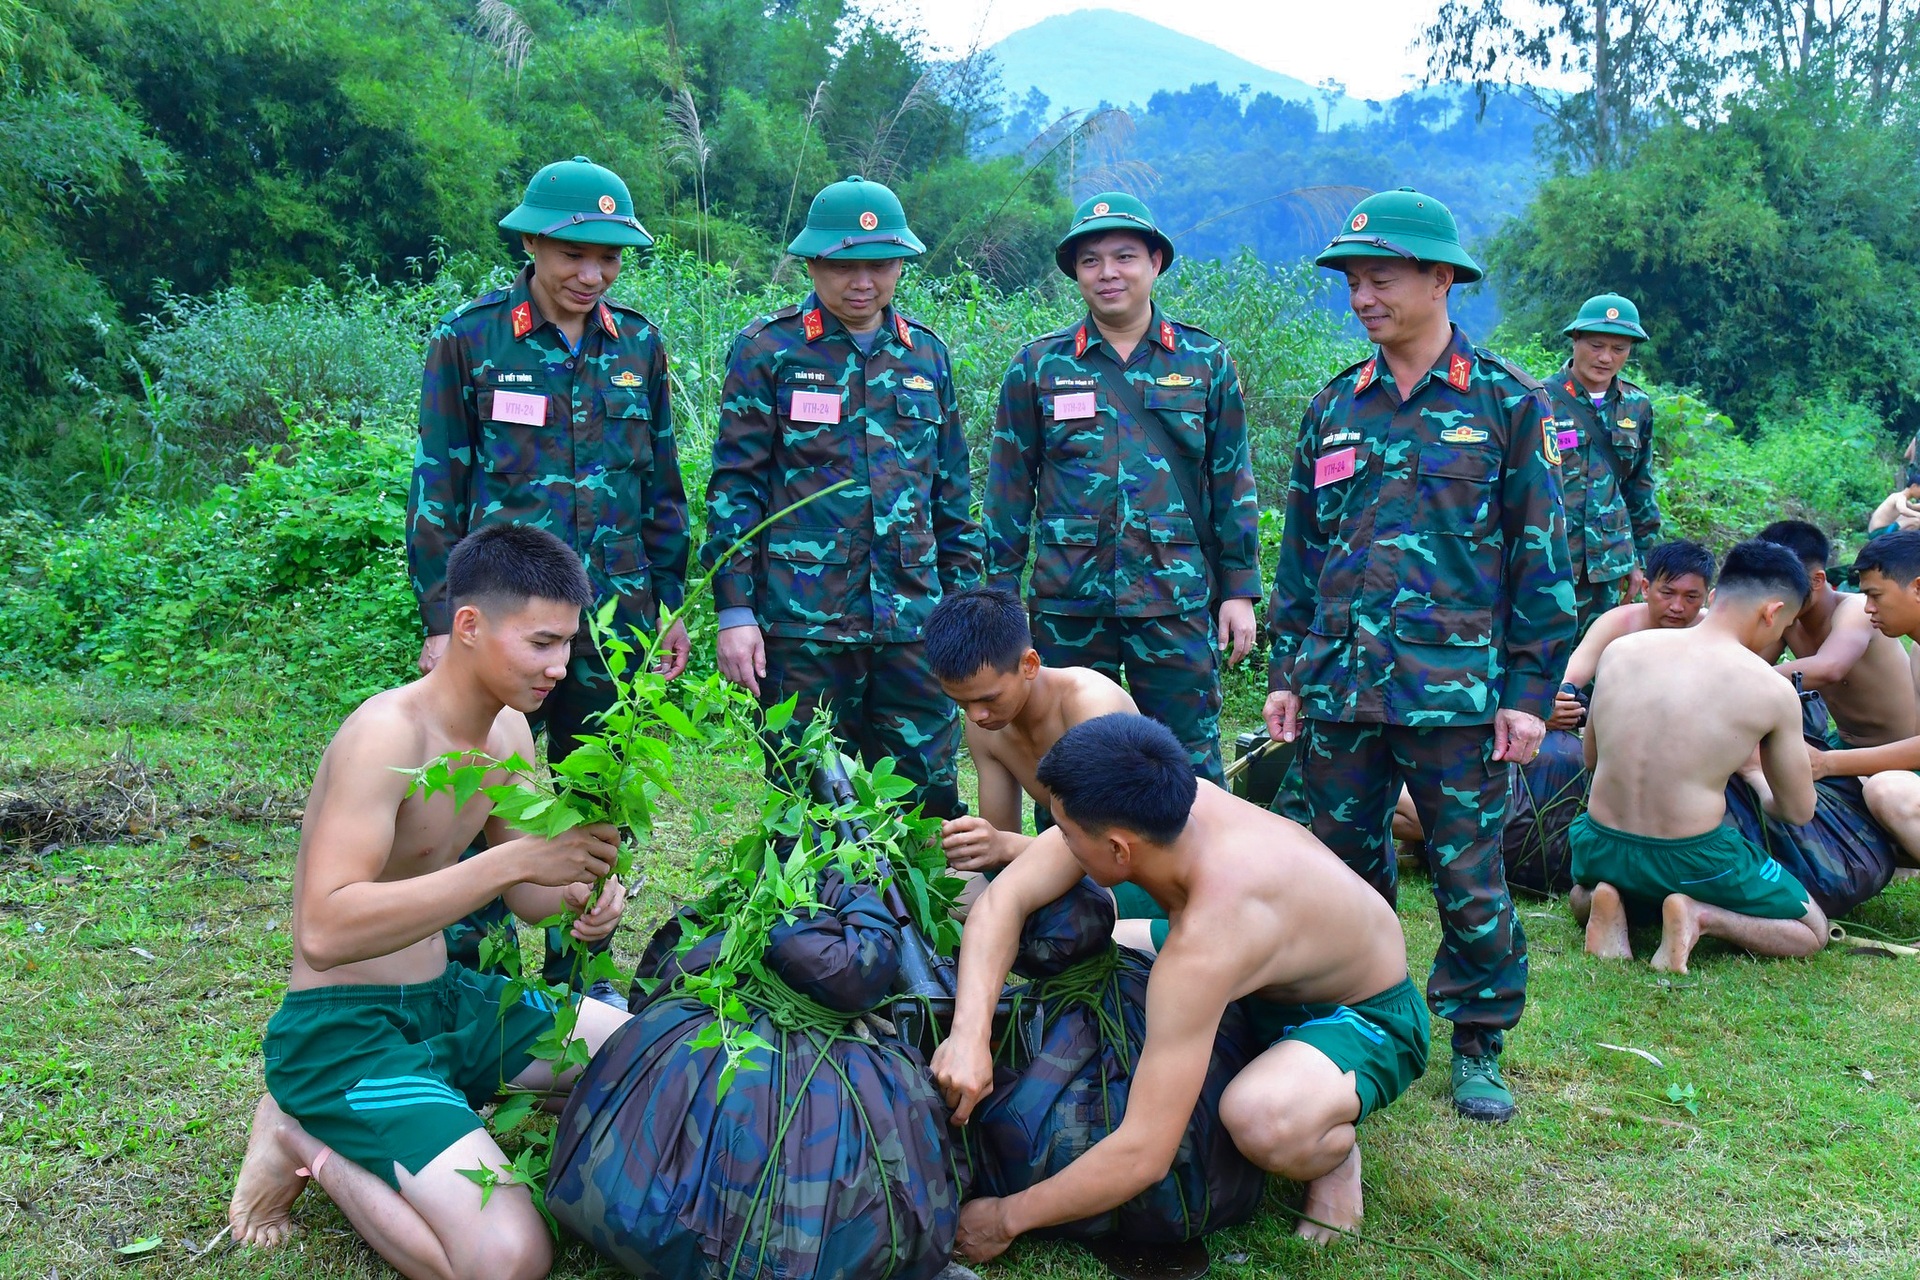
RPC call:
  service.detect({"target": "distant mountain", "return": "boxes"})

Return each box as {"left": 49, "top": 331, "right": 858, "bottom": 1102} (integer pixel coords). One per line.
{"left": 985, "top": 9, "right": 1376, "bottom": 126}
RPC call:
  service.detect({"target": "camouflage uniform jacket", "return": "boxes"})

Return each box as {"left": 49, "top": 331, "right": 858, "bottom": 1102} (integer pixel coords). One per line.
{"left": 407, "top": 267, "right": 689, "bottom": 636}
{"left": 699, "top": 294, "right": 983, "bottom": 644}
{"left": 984, "top": 306, "right": 1261, "bottom": 617}
{"left": 1267, "top": 326, "right": 1575, "bottom": 725}
{"left": 1546, "top": 363, "right": 1660, "bottom": 583}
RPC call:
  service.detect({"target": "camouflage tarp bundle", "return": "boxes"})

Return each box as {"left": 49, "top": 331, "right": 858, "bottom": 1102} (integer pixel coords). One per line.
{"left": 1722, "top": 775, "right": 1896, "bottom": 918}
{"left": 546, "top": 880, "right": 961, "bottom": 1279}
{"left": 1502, "top": 728, "right": 1589, "bottom": 896}
{"left": 961, "top": 881, "right": 1265, "bottom": 1242}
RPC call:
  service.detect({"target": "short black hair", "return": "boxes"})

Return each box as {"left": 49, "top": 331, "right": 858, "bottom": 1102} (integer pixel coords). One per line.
{"left": 446, "top": 523, "right": 592, "bottom": 614}
{"left": 924, "top": 587, "right": 1031, "bottom": 682}
{"left": 1035, "top": 714, "right": 1196, "bottom": 845}
{"left": 1646, "top": 540, "right": 1715, "bottom": 587}
{"left": 1855, "top": 530, "right": 1920, "bottom": 585}
{"left": 1758, "top": 520, "right": 1830, "bottom": 571}
{"left": 1716, "top": 539, "right": 1811, "bottom": 606}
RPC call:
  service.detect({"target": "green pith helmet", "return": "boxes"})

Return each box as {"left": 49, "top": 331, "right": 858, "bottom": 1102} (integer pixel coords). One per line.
{"left": 1054, "top": 191, "right": 1176, "bottom": 277}
{"left": 1563, "top": 292, "right": 1649, "bottom": 341}
{"left": 498, "top": 156, "right": 653, "bottom": 247}
{"left": 1315, "top": 187, "right": 1483, "bottom": 284}
{"left": 786, "top": 176, "right": 926, "bottom": 260}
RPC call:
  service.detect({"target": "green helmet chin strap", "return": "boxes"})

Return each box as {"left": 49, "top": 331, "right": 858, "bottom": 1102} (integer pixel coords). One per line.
{"left": 528, "top": 210, "right": 651, "bottom": 239}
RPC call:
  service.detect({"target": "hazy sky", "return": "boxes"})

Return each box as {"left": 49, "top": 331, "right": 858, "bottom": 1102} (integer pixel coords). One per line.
{"left": 849, "top": 0, "right": 1481, "bottom": 101}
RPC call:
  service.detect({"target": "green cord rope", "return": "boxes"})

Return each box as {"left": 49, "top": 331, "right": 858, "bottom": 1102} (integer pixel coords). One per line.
{"left": 707, "top": 969, "right": 921, "bottom": 1279}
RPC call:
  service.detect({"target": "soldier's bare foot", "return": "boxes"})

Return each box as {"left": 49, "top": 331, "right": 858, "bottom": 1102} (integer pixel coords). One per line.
{"left": 1294, "top": 1144, "right": 1363, "bottom": 1245}
{"left": 1584, "top": 884, "right": 1633, "bottom": 960}
{"left": 1651, "top": 894, "right": 1701, "bottom": 975}
{"left": 229, "top": 1095, "right": 313, "bottom": 1248}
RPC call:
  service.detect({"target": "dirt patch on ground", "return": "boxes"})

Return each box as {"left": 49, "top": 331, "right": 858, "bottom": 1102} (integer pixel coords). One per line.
{"left": 0, "top": 753, "right": 303, "bottom": 854}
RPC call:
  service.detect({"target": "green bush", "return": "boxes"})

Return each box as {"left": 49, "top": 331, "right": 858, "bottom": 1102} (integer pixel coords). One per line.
{"left": 0, "top": 412, "right": 418, "bottom": 708}
{"left": 1656, "top": 389, "right": 1898, "bottom": 560}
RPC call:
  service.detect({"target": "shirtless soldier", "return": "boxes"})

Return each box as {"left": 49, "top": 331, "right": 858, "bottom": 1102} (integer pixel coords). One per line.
{"left": 1544, "top": 540, "right": 1714, "bottom": 733}
{"left": 1757, "top": 520, "right": 1917, "bottom": 748}
{"left": 1573, "top": 540, "right": 1825, "bottom": 974}
{"left": 1806, "top": 531, "right": 1920, "bottom": 866}
{"left": 925, "top": 587, "right": 1137, "bottom": 875}
{"left": 932, "top": 714, "right": 1427, "bottom": 1258}
{"left": 228, "top": 525, "right": 632, "bottom": 1280}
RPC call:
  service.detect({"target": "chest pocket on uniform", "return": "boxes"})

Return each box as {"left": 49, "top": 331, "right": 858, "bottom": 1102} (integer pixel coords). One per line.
{"left": 1417, "top": 443, "right": 1498, "bottom": 537}
{"left": 1144, "top": 386, "right": 1208, "bottom": 456}
{"left": 1038, "top": 392, "right": 1106, "bottom": 461}
{"left": 477, "top": 388, "right": 561, "bottom": 475}
{"left": 893, "top": 393, "right": 942, "bottom": 466}
{"left": 777, "top": 381, "right": 848, "bottom": 467}
{"left": 599, "top": 388, "right": 654, "bottom": 472}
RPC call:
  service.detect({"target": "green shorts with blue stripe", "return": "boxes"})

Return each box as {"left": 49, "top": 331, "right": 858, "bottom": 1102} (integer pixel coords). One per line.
{"left": 1569, "top": 813, "right": 1814, "bottom": 921}
{"left": 262, "top": 964, "right": 558, "bottom": 1188}
{"left": 1237, "top": 976, "right": 1431, "bottom": 1121}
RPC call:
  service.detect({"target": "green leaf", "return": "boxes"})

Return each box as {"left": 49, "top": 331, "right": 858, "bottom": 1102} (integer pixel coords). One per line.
{"left": 763, "top": 694, "right": 799, "bottom": 733}
{"left": 458, "top": 1163, "right": 501, "bottom": 1208}
{"left": 490, "top": 1092, "right": 538, "bottom": 1134}
{"left": 115, "top": 1237, "right": 163, "bottom": 1257}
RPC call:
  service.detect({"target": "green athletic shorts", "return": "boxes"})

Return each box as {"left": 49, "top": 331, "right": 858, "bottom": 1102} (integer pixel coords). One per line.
{"left": 1569, "top": 813, "right": 1814, "bottom": 921}
{"left": 262, "top": 964, "right": 558, "bottom": 1189}
{"left": 1112, "top": 881, "right": 1170, "bottom": 949}
{"left": 1238, "top": 976, "right": 1431, "bottom": 1121}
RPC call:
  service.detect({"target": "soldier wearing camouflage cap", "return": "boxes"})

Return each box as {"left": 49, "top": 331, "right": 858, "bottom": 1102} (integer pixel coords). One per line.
{"left": 1549, "top": 293, "right": 1662, "bottom": 638}
{"left": 1264, "top": 188, "right": 1575, "bottom": 1123}
{"left": 701, "top": 176, "right": 983, "bottom": 816}
{"left": 408, "top": 156, "right": 689, "bottom": 1009}
{"left": 983, "top": 192, "right": 1261, "bottom": 791}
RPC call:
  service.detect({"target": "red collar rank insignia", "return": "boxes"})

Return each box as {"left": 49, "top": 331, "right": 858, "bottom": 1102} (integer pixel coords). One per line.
{"left": 1564, "top": 379, "right": 1580, "bottom": 397}
{"left": 610, "top": 370, "right": 644, "bottom": 388}
{"left": 802, "top": 308, "right": 825, "bottom": 342}
{"left": 511, "top": 301, "right": 533, "bottom": 340}
{"left": 597, "top": 302, "right": 619, "bottom": 339}
{"left": 1448, "top": 353, "right": 1473, "bottom": 392}
{"left": 902, "top": 374, "right": 935, "bottom": 392}
{"left": 1354, "top": 358, "right": 1377, "bottom": 393}
{"left": 1074, "top": 325, "right": 1090, "bottom": 358}
{"left": 1158, "top": 319, "right": 1177, "bottom": 352}
{"left": 894, "top": 312, "right": 913, "bottom": 350}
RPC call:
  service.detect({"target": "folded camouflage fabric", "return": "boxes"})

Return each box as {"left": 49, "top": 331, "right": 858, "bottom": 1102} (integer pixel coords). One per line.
{"left": 1014, "top": 876, "right": 1119, "bottom": 979}
{"left": 548, "top": 990, "right": 960, "bottom": 1279}
{"left": 961, "top": 945, "right": 1264, "bottom": 1242}
{"left": 765, "top": 868, "right": 902, "bottom": 1012}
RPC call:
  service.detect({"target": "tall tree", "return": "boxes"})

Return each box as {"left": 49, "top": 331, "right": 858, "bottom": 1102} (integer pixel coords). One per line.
{"left": 1421, "top": 0, "right": 1731, "bottom": 168}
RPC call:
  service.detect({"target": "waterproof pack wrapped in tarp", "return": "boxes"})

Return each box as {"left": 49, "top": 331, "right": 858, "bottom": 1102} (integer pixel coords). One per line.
{"left": 547, "top": 993, "right": 959, "bottom": 1279}
{"left": 961, "top": 941, "right": 1265, "bottom": 1243}
{"left": 1721, "top": 774, "right": 1896, "bottom": 918}
{"left": 1502, "top": 729, "right": 1589, "bottom": 896}
{"left": 552, "top": 882, "right": 960, "bottom": 1278}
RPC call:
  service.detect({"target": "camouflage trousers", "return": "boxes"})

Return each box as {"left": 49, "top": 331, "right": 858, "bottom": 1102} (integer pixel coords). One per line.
{"left": 761, "top": 636, "right": 964, "bottom": 820}
{"left": 1572, "top": 574, "right": 1630, "bottom": 643}
{"left": 1296, "top": 719, "right": 1526, "bottom": 1059}
{"left": 1032, "top": 609, "right": 1224, "bottom": 783}
{"left": 445, "top": 640, "right": 620, "bottom": 989}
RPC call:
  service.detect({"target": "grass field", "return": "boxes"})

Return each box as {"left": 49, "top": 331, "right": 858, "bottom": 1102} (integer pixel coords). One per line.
{"left": 3, "top": 676, "right": 1919, "bottom": 1280}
